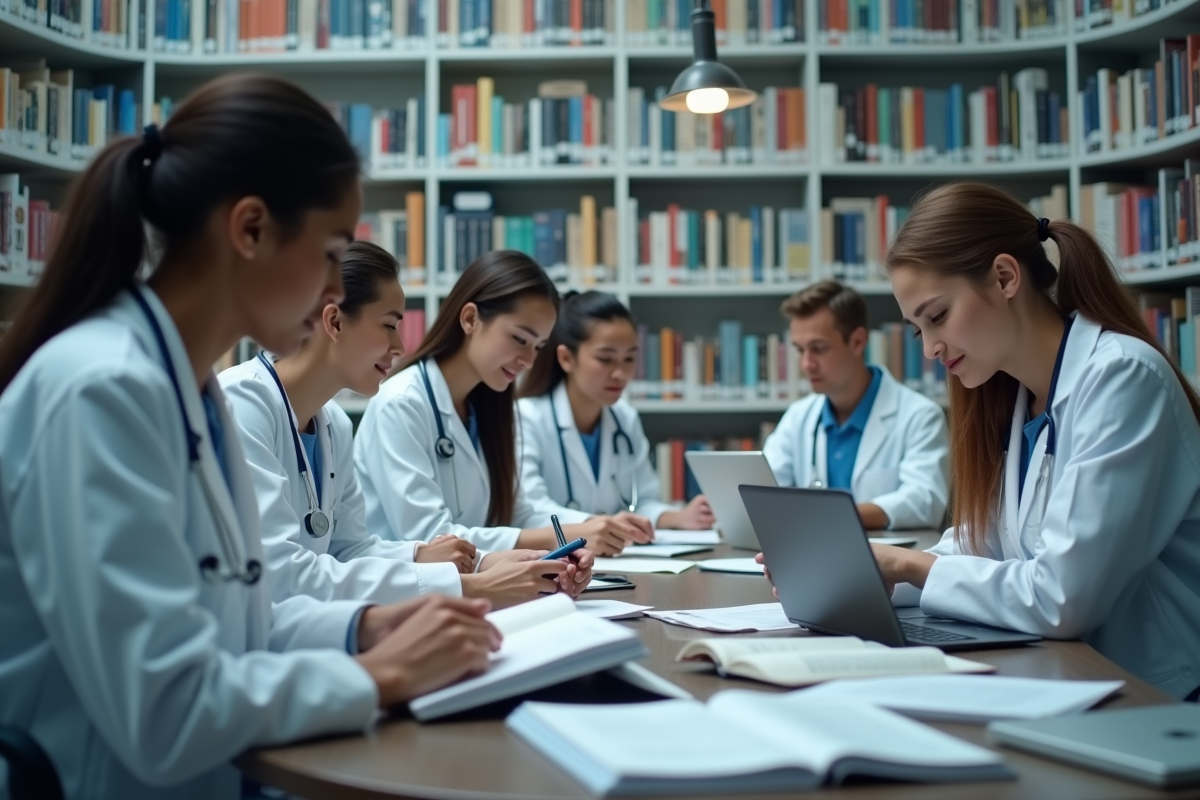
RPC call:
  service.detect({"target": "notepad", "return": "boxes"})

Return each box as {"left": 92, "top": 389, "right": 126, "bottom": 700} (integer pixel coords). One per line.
{"left": 592, "top": 558, "right": 697, "bottom": 574}
{"left": 653, "top": 529, "right": 721, "bottom": 545}
{"left": 646, "top": 603, "right": 796, "bottom": 632}
{"left": 408, "top": 594, "right": 646, "bottom": 721}
{"left": 797, "top": 675, "right": 1125, "bottom": 723}
{"left": 620, "top": 543, "right": 712, "bottom": 558}
{"left": 507, "top": 690, "right": 1013, "bottom": 796}
{"left": 575, "top": 600, "right": 653, "bottom": 620}
{"left": 697, "top": 557, "right": 764, "bottom": 574}
{"left": 677, "top": 636, "right": 993, "bottom": 687}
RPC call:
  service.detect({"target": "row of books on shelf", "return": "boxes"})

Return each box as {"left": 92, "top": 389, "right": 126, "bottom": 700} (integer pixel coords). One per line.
{"left": 354, "top": 190, "right": 429, "bottom": 283}
{"left": 1142, "top": 287, "right": 1200, "bottom": 384}
{"left": 629, "top": 202, "right": 810, "bottom": 285}
{"left": 818, "top": 0, "right": 1066, "bottom": 45}
{"left": 444, "top": 79, "right": 611, "bottom": 169}
{"left": 1089, "top": 163, "right": 1200, "bottom": 272}
{"left": 0, "top": 64, "right": 134, "bottom": 160}
{"left": 333, "top": 97, "right": 428, "bottom": 171}
{"left": 625, "top": 0, "right": 804, "bottom": 46}
{"left": 1080, "top": 37, "right": 1200, "bottom": 155}
{"left": 436, "top": 0, "right": 613, "bottom": 47}
{"left": 2, "top": 0, "right": 141, "bottom": 49}
{"left": 626, "top": 320, "right": 946, "bottom": 402}
{"left": 1076, "top": 0, "right": 1183, "bottom": 32}
{"left": 626, "top": 85, "right": 806, "bottom": 167}
{"left": 436, "top": 191, "right": 617, "bottom": 284}
{"left": 0, "top": 174, "right": 55, "bottom": 280}
{"left": 818, "top": 69, "right": 1070, "bottom": 166}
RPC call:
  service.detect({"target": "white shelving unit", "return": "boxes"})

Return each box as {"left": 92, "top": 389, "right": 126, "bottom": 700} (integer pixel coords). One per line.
{"left": 5, "top": 0, "right": 1200, "bottom": 431}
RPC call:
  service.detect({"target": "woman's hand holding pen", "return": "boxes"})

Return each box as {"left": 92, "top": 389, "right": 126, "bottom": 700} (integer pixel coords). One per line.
{"left": 415, "top": 534, "right": 477, "bottom": 573}
{"left": 566, "top": 515, "right": 647, "bottom": 555}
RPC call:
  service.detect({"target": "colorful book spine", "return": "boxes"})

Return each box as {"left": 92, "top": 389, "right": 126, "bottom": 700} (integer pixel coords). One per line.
{"left": 625, "top": 0, "right": 804, "bottom": 47}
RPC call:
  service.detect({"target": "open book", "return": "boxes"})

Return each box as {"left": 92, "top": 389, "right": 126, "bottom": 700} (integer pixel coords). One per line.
{"left": 677, "top": 636, "right": 993, "bottom": 687}
{"left": 507, "top": 690, "right": 1013, "bottom": 796}
{"left": 409, "top": 594, "right": 646, "bottom": 721}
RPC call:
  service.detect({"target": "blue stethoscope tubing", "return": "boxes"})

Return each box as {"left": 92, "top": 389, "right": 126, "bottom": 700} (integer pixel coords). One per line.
{"left": 548, "top": 394, "right": 636, "bottom": 512}
{"left": 418, "top": 359, "right": 464, "bottom": 519}
{"left": 257, "top": 353, "right": 331, "bottom": 538}
{"left": 131, "top": 287, "right": 262, "bottom": 585}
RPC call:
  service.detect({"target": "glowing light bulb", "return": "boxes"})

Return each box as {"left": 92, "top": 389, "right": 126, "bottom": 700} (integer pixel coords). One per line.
{"left": 685, "top": 87, "right": 730, "bottom": 114}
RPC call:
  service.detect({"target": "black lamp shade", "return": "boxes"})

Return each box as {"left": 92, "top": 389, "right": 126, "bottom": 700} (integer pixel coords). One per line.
{"left": 659, "top": 1, "right": 758, "bottom": 114}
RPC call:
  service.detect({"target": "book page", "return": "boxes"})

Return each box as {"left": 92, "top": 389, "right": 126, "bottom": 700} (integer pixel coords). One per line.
{"left": 710, "top": 691, "right": 1004, "bottom": 773}
{"left": 677, "top": 636, "right": 870, "bottom": 665}
{"left": 486, "top": 592, "right": 577, "bottom": 637}
{"left": 729, "top": 647, "right": 955, "bottom": 687}
{"left": 653, "top": 529, "right": 721, "bottom": 545}
{"left": 646, "top": 603, "right": 796, "bottom": 632}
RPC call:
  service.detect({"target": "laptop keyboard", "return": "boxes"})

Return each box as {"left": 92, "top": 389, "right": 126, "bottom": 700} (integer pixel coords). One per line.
{"left": 900, "top": 621, "right": 976, "bottom": 644}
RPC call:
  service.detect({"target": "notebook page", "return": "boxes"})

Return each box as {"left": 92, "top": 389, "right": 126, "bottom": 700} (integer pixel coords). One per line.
{"left": 731, "top": 647, "right": 954, "bottom": 686}
{"left": 620, "top": 543, "right": 711, "bottom": 558}
{"left": 592, "top": 557, "right": 697, "bottom": 574}
{"left": 653, "top": 529, "right": 721, "bottom": 545}
{"left": 487, "top": 592, "right": 577, "bottom": 637}
{"left": 678, "top": 636, "right": 870, "bottom": 665}
{"left": 710, "top": 691, "right": 1003, "bottom": 772}
{"left": 646, "top": 603, "right": 796, "bottom": 632}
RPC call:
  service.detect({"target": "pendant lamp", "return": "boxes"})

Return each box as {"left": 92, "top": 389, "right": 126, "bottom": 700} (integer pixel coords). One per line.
{"left": 658, "top": 0, "right": 758, "bottom": 115}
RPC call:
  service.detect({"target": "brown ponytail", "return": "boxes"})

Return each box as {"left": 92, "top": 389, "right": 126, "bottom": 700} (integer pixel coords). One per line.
{"left": 0, "top": 73, "right": 360, "bottom": 393}
{"left": 886, "top": 182, "right": 1200, "bottom": 552}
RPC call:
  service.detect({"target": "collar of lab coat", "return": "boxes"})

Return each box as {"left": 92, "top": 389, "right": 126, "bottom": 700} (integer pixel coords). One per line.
{"left": 851, "top": 367, "right": 901, "bottom": 481}
{"left": 423, "top": 358, "right": 488, "bottom": 485}
{"left": 125, "top": 283, "right": 256, "bottom": 574}
{"left": 1047, "top": 312, "right": 1102, "bottom": 414}
{"left": 550, "top": 381, "right": 613, "bottom": 488}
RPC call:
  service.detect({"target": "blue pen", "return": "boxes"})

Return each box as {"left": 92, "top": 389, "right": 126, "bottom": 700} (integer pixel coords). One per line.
{"left": 542, "top": 537, "right": 587, "bottom": 560}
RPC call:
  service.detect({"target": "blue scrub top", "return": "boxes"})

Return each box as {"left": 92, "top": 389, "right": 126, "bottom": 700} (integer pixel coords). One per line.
{"left": 1020, "top": 409, "right": 1049, "bottom": 495}
{"left": 820, "top": 366, "right": 883, "bottom": 491}
{"left": 578, "top": 426, "right": 603, "bottom": 480}
{"left": 466, "top": 404, "right": 481, "bottom": 453}
{"left": 298, "top": 430, "right": 324, "bottom": 500}
{"left": 201, "top": 391, "right": 231, "bottom": 490}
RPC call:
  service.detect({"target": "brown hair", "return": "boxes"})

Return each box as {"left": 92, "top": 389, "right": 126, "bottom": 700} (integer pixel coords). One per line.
{"left": 519, "top": 290, "right": 635, "bottom": 399}
{"left": 0, "top": 73, "right": 360, "bottom": 393}
{"left": 887, "top": 181, "right": 1200, "bottom": 552}
{"left": 400, "top": 251, "right": 559, "bottom": 526}
{"left": 780, "top": 280, "right": 868, "bottom": 341}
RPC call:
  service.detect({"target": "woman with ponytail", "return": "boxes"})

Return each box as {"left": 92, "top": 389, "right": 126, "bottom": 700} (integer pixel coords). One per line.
{"left": 867, "top": 181, "right": 1200, "bottom": 700}
{"left": 0, "top": 75, "right": 500, "bottom": 800}
{"left": 517, "top": 291, "right": 714, "bottom": 542}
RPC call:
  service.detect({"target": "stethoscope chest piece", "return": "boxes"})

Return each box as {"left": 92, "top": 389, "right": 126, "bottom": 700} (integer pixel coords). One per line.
{"left": 435, "top": 435, "right": 456, "bottom": 460}
{"left": 305, "top": 509, "right": 331, "bottom": 538}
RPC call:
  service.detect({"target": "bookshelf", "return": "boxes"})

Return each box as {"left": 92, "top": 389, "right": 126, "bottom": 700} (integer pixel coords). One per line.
{"left": 4, "top": 0, "right": 1200, "bottom": 446}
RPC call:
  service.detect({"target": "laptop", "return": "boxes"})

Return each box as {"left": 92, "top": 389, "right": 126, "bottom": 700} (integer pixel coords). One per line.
{"left": 684, "top": 451, "right": 778, "bottom": 550}
{"left": 738, "top": 485, "right": 1041, "bottom": 651}
{"left": 988, "top": 704, "right": 1200, "bottom": 788}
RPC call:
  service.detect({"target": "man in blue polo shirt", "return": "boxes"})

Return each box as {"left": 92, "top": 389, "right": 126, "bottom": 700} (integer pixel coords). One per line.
{"left": 763, "top": 281, "right": 949, "bottom": 530}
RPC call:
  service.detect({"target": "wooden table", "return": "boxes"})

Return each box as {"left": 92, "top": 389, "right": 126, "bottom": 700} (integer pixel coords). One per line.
{"left": 239, "top": 539, "right": 1191, "bottom": 800}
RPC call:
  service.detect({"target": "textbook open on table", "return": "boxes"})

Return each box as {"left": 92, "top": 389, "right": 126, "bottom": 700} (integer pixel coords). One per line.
{"left": 507, "top": 690, "right": 1013, "bottom": 796}
{"left": 408, "top": 594, "right": 646, "bottom": 722}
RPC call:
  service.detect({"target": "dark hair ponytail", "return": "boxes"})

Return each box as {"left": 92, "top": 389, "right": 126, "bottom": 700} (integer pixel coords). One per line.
{"left": 401, "top": 250, "right": 559, "bottom": 526}
{"left": 0, "top": 73, "right": 360, "bottom": 393}
{"left": 519, "top": 290, "right": 635, "bottom": 398}
{"left": 887, "top": 181, "right": 1200, "bottom": 552}
{"left": 338, "top": 240, "right": 400, "bottom": 319}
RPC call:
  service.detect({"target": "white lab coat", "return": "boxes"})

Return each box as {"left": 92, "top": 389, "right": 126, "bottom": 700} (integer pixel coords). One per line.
{"left": 219, "top": 358, "right": 462, "bottom": 605}
{"left": 516, "top": 383, "right": 672, "bottom": 526}
{"left": 893, "top": 314, "right": 1200, "bottom": 699}
{"left": 0, "top": 286, "right": 378, "bottom": 800}
{"left": 355, "top": 359, "right": 539, "bottom": 551}
{"left": 762, "top": 367, "right": 949, "bottom": 529}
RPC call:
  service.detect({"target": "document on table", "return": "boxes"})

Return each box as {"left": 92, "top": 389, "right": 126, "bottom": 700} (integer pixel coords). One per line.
{"left": 867, "top": 536, "right": 919, "bottom": 548}
{"left": 697, "top": 557, "right": 764, "bottom": 574}
{"left": 575, "top": 600, "right": 654, "bottom": 620}
{"left": 653, "top": 529, "right": 722, "bottom": 545}
{"left": 646, "top": 603, "right": 798, "bottom": 633}
{"left": 593, "top": 558, "right": 698, "bottom": 574}
{"left": 620, "top": 543, "right": 712, "bottom": 558}
{"left": 796, "top": 675, "right": 1125, "bottom": 722}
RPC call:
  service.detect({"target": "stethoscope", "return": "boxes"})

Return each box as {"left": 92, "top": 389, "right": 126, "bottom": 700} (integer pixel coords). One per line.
{"left": 807, "top": 413, "right": 827, "bottom": 489}
{"left": 257, "top": 353, "right": 331, "bottom": 538}
{"left": 1005, "top": 316, "right": 1072, "bottom": 533}
{"left": 548, "top": 393, "right": 637, "bottom": 512}
{"left": 418, "top": 359, "right": 464, "bottom": 519}
{"left": 131, "top": 288, "right": 262, "bottom": 586}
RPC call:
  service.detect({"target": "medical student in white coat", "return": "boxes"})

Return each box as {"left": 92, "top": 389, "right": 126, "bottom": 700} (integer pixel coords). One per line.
{"left": 355, "top": 251, "right": 645, "bottom": 556}
{"left": 762, "top": 280, "right": 950, "bottom": 530}
{"left": 874, "top": 182, "right": 1200, "bottom": 701}
{"left": 221, "top": 241, "right": 588, "bottom": 608}
{"left": 0, "top": 75, "right": 501, "bottom": 800}
{"left": 516, "top": 290, "right": 714, "bottom": 543}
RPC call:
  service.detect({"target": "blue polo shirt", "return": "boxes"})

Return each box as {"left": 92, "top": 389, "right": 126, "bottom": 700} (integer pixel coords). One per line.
{"left": 820, "top": 367, "right": 883, "bottom": 491}
{"left": 578, "top": 426, "right": 603, "bottom": 479}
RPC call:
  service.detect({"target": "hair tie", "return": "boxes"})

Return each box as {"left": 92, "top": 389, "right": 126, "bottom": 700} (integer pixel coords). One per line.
{"left": 141, "top": 124, "right": 164, "bottom": 164}
{"left": 1037, "top": 217, "right": 1051, "bottom": 242}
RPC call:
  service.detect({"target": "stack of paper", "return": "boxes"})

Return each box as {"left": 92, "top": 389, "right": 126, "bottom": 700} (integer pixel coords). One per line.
{"left": 697, "top": 557, "right": 764, "bottom": 574}
{"left": 796, "top": 675, "right": 1125, "bottom": 722}
{"left": 619, "top": 544, "right": 711, "bottom": 558}
{"left": 653, "top": 529, "right": 721, "bottom": 545}
{"left": 592, "top": 558, "right": 697, "bottom": 574}
{"left": 646, "top": 603, "right": 796, "bottom": 632}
